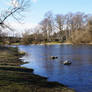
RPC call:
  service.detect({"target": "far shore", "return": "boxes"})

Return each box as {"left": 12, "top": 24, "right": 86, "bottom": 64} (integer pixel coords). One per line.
{"left": 26, "top": 42, "right": 92, "bottom": 45}
{"left": 10, "top": 42, "right": 92, "bottom": 46}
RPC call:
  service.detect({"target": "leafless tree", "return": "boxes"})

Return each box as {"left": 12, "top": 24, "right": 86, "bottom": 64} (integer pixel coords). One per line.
{"left": 0, "top": 0, "right": 30, "bottom": 31}
{"left": 40, "top": 11, "right": 54, "bottom": 42}
{"left": 65, "top": 13, "right": 73, "bottom": 38}
{"left": 87, "top": 18, "right": 92, "bottom": 38}
{"left": 64, "top": 12, "right": 88, "bottom": 40}
{"left": 71, "top": 12, "right": 88, "bottom": 31}
{"left": 55, "top": 14, "right": 65, "bottom": 41}
{"left": 40, "top": 18, "right": 48, "bottom": 42}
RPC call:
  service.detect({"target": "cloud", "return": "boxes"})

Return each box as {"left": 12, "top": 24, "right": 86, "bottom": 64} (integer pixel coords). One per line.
{"left": 6, "top": 0, "right": 19, "bottom": 8}
{"left": 4, "top": 22, "right": 38, "bottom": 37}
{"left": 11, "top": 0, "right": 20, "bottom": 7}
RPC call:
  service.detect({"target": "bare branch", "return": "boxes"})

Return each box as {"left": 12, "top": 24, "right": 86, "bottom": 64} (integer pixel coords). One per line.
{"left": 0, "top": 0, "right": 30, "bottom": 31}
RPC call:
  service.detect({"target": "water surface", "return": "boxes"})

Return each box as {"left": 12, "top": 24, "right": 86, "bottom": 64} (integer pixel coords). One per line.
{"left": 18, "top": 45, "right": 92, "bottom": 92}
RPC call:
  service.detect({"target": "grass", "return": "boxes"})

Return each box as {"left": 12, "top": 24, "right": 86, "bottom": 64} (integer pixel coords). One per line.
{"left": 10, "top": 42, "right": 20, "bottom": 45}
{"left": 0, "top": 66, "right": 74, "bottom": 92}
{"left": 44, "top": 42, "right": 62, "bottom": 45}
{"left": 0, "top": 46, "right": 26, "bottom": 66}
{"left": 0, "top": 69, "right": 74, "bottom": 92}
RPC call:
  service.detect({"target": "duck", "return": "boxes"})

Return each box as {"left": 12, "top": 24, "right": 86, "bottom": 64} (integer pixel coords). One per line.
{"left": 51, "top": 56, "right": 58, "bottom": 59}
{"left": 63, "top": 60, "right": 72, "bottom": 65}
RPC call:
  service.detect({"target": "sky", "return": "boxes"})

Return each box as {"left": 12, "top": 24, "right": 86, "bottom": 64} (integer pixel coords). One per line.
{"left": 30, "top": 0, "right": 92, "bottom": 24}
{"left": 0, "top": 0, "right": 92, "bottom": 36}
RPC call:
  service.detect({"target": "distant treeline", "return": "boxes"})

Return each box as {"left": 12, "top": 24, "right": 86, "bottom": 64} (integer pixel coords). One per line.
{"left": 0, "top": 11, "right": 92, "bottom": 44}
{"left": 21, "top": 11, "right": 92, "bottom": 44}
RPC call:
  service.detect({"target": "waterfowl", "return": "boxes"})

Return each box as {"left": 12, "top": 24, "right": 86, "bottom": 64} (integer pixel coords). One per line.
{"left": 51, "top": 56, "right": 58, "bottom": 59}
{"left": 63, "top": 60, "right": 72, "bottom": 65}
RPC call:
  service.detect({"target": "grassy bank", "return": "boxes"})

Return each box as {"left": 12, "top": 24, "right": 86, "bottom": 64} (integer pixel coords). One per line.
{"left": 0, "top": 46, "right": 75, "bottom": 92}
{"left": 0, "top": 46, "right": 26, "bottom": 66}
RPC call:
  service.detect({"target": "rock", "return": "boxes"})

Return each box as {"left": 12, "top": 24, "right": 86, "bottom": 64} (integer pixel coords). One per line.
{"left": 63, "top": 60, "right": 72, "bottom": 65}
{"left": 51, "top": 56, "right": 58, "bottom": 59}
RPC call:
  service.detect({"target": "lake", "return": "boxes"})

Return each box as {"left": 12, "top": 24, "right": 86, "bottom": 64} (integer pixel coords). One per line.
{"left": 18, "top": 45, "right": 92, "bottom": 92}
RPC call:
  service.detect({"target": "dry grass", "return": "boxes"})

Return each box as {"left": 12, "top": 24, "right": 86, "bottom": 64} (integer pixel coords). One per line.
{"left": 70, "top": 30, "right": 92, "bottom": 44}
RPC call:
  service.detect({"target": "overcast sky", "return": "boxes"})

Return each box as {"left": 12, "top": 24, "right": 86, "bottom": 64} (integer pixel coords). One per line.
{"left": 0, "top": 0, "right": 92, "bottom": 36}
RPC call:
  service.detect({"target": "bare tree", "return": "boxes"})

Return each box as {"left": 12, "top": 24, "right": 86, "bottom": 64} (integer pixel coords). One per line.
{"left": 87, "top": 18, "right": 92, "bottom": 38}
{"left": 21, "top": 29, "right": 32, "bottom": 44}
{"left": 40, "top": 18, "right": 48, "bottom": 42}
{"left": 71, "top": 12, "right": 87, "bottom": 31}
{"left": 40, "top": 11, "right": 54, "bottom": 42}
{"left": 64, "top": 12, "right": 88, "bottom": 40}
{"left": 55, "top": 14, "right": 65, "bottom": 41}
{"left": 65, "top": 13, "right": 73, "bottom": 38}
{"left": 0, "top": 0, "right": 30, "bottom": 31}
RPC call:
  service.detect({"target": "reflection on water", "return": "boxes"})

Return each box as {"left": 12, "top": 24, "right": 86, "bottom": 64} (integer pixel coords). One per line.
{"left": 18, "top": 45, "right": 92, "bottom": 92}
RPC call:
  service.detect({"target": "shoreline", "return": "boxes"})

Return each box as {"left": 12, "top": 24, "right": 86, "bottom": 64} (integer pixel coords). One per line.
{"left": 0, "top": 46, "right": 75, "bottom": 92}
{"left": 10, "top": 42, "right": 92, "bottom": 45}
{"left": 35, "top": 42, "right": 92, "bottom": 45}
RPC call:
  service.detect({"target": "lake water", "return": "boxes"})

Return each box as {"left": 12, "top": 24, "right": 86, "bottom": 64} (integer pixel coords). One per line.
{"left": 18, "top": 45, "right": 92, "bottom": 92}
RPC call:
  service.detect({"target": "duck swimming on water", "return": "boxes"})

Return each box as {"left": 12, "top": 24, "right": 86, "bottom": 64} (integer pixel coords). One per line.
{"left": 63, "top": 60, "right": 72, "bottom": 65}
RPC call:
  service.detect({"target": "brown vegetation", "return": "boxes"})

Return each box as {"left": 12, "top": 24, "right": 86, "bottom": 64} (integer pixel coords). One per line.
{"left": 21, "top": 12, "right": 92, "bottom": 45}
{"left": 70, "top": 30, "right": 92, "bottom": 44}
